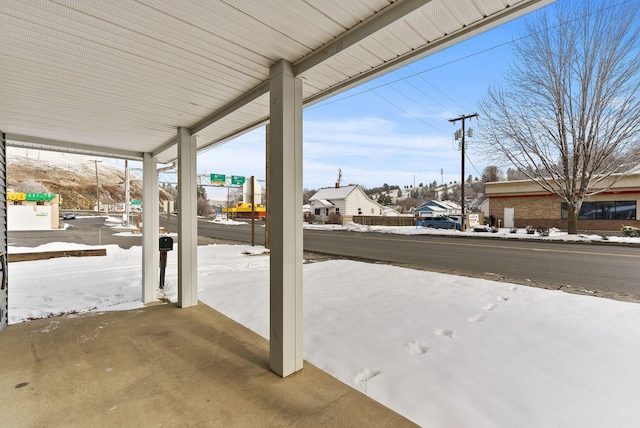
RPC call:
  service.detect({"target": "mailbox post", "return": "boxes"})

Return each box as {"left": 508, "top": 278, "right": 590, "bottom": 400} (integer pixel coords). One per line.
{"left": 159, "top": 236, "right": 173, "bottom": 289}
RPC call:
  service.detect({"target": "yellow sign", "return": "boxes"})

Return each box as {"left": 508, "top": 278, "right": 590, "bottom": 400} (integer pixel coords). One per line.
{"left": 7, "top": 192, "right": 56, "bottom": 202}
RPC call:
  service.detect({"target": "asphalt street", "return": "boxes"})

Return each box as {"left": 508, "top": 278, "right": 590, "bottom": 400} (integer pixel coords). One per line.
{"left": 9, "top": 215, "right": 640, "bottom": 300}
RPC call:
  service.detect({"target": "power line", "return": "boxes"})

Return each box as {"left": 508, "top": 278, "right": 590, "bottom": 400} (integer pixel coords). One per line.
{"left": 365, "top": 84, "right": 447, "bottom": 133}
{"left": 405, "top": 65, "right": 467, "bottom": 113}
{"left": 383, "top": 72, "right": 458, "bottom": 120}
{"left": 307, "top": 0, "right": 630, "bottom": 113}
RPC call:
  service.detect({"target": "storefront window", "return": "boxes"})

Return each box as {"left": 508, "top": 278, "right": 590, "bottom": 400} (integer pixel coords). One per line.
{"left": 561, "top": 200, "right": 636, "bottom": 220}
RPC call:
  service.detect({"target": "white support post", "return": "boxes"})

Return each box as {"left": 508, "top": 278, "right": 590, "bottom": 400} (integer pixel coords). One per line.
{"left": 268, "top": 60, "right": 304, "bottom": 377}
{"left": 142, "top": 153, "right": 159, "bottom": 303}
{"left": 177, "top": 127, "right": 198, "bottom": 308}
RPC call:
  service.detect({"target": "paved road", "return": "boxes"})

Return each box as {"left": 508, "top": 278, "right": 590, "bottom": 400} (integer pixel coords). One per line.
{"left": 8, "top": 217, "right": 143, "bottom": 249}
{"left": 9, "top": 216, "right": 640, "bottom": 298}
{"left": 195, "top": 219, "right": 640, "bottom": 297}
{"left": 303, "top": 229, "right": 640, "bottom": 295}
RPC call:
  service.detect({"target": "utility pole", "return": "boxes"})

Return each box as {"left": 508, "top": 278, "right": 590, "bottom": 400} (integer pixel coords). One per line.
{"left": 448, "top": 113, "right": 478, "bottom": 231}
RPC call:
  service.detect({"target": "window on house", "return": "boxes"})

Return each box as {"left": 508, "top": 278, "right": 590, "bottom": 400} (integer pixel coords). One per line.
{"left": 358, "top": 208, "right": 362, "bottom": 215}
{"left": 561, "top": 201, "right": 636, "bottom": 220}
{"left": 314, "top": 208, "right": 320, "bottom": 215}
{"left": 335, "top": 207, "right": 339, "bottom": 212}
{"left": 371, "top": 208, "right": 374, "bottom": 214}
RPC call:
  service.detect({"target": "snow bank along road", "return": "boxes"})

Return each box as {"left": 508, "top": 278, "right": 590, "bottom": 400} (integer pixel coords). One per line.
{"left": 10, "top": 216, "right": 640, "bottom": 301}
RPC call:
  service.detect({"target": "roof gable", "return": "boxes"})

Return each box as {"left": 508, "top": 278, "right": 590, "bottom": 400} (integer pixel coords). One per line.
{"left": 310, "top": 186, "right": 357, "bottom": 201}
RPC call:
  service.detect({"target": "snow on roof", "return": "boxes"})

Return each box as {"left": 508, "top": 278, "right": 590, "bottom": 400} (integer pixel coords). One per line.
{"left": 417, "top": 205, "right": 447, "bottom": 213}
{"left": 309, "top": 185, "right": 357, "bottom": 201}
{"left": 313, "top": 199, "right": 334, "bottom": 207}
{"left": 440, "top": 200, "right": 462, "bottom": 210}
{"left": 416, "top": 200, "right": 453, "bottom": 211}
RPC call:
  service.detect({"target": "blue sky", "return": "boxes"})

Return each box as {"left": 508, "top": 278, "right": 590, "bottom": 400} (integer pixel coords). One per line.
{"left": 197, "top": 3, "right": 543, "bottom": 200}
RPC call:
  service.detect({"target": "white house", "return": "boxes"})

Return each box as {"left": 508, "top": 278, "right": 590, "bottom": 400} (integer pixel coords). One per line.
{"left": 309, "top": 185, "right": 385, "bottom": 224}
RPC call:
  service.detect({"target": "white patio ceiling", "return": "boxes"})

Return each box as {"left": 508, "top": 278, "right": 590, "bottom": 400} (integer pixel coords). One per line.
{"left": 1, "top": 0, "right": 553, "bottom": 163}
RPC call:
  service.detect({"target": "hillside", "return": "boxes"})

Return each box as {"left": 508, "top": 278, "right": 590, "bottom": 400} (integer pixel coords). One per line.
{"left": 6, "top": 148, "right": 173, "bottom": 210}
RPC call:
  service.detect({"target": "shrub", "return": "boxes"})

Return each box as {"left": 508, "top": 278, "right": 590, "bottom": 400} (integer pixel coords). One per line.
{"left": 303, "top": 212, "right": 315, "bottom": 224}
{"left": 536, "top": 226, "right": 550, "bottom": 236}
{"left": 621, "top": 225, "right": 640, "bottom": 237}
{"left": 326, "top": 212, "right": 343, "bottom": 225}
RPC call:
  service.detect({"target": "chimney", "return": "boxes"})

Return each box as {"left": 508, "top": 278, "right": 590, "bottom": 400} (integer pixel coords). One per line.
{"left": 335, "top": 182, "right": 339, "bottom": 188}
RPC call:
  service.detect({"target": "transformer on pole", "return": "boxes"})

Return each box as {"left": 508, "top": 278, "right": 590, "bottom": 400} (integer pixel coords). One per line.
{"left": 448, "top": 113, "right": 478, "bottom": 231}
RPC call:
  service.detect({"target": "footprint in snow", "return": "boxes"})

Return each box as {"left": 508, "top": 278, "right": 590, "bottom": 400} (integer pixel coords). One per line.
{"left": 354, "top": 368, "right": 381, "bottom": 386}
{"left": 483, "top": 303, "right": 497, "bottom": 311}
{"left": 497, "top": 296, "right": 509, "bottom": 301}
{"left": 404, "top": 341, "right": 429, "bottom": 355}
{"left": 469, "top": 313, "right": 487, "bottom": 323}
{"left": 435, "top": 329, "right": 455, "bottom": 338}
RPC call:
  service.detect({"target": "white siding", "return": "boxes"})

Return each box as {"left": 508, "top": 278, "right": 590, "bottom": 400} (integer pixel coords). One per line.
{"left": 344, "top": 187, "right": 383, "bottom": 216}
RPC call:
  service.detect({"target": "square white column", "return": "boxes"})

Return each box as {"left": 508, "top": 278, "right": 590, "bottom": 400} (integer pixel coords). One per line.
{"left": 177, "top": 127, "right": 198, "bottom": 308}
{"left": 142, "top": 153, "right": 159, "bottom": 303}
{"left": 268, "top": 60, "right": 304, "bottom": 377}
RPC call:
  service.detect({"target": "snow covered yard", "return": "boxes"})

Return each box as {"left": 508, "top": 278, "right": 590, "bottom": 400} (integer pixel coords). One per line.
{"left": 7, "top": 241, "right": 640, "bottom": 427}
{"left": 304, "top": 221, "right": 640, "bottom": 244}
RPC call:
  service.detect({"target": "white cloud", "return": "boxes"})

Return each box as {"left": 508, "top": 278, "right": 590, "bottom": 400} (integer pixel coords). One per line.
{"left": 195, "top": 116, "right": 473, "bottom": 191}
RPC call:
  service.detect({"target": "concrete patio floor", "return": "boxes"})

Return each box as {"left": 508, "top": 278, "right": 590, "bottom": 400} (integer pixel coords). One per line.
{"left": 0, "top": 302, "right": 417, "bottom": 427}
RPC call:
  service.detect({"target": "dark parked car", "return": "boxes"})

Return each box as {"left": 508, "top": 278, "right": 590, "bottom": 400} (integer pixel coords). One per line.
{"left": 423, "top": 216, "right": 461, "bottom": 231}
{"left": 62, "top": 212, "right": 76, "bottom": 220}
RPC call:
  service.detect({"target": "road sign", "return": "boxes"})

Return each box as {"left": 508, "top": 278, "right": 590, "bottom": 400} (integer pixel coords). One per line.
{"left": 231, "top": 175, "right": 245, "bottom": 186}
{"left": 131, "top": 199, "right": 142, "bottom": 205}
{"left": 210, "top": 173, "right": 226, "bottom": 185}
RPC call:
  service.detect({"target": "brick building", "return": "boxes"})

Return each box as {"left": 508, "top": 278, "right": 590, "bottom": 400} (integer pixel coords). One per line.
{"left": 485, "top": 170, "right": 640, "bottom": 231}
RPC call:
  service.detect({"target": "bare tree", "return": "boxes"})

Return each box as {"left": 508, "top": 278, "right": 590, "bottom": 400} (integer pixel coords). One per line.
{"left": 481, "top": 166, "right": 503, "bottom": 183}
{"left": 478, "top": 0, "right": 640, "bottom": 233}
{"left": 197, "top": 197, "right": 212, "bottom": 217}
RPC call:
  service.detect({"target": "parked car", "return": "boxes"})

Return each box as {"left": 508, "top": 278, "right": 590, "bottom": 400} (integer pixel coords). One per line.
{"left": 423, "top": 215, "right": 461, "bottom": 230}
{"left": 62, "top": 212, "right": 76, "bottom": 220}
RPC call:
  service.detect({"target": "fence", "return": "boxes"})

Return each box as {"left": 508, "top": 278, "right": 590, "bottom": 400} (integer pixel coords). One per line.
{"left": 350, "top": 216, "right": 417, "bottom": 227}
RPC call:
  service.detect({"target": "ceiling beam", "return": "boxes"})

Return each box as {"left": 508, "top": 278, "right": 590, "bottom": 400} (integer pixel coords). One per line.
{"left": 293, "top": 0, "right": 433, "bottom": 77}
{"left": 153, "top": 0, "right": 554, "bottom": 162}
{"left": 302, "top": 0, "right": 555, "bottom": 106}
{"left": 189, "top": 82, "right": 269, "bottom": 136}
{"left": 5, "top": 134, "right": 144, "bottom": 161}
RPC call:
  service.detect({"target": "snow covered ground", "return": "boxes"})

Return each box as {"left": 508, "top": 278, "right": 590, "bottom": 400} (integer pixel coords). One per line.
{"left": 8, "top": 228, "right": 640, "bottom": 427}
{"left": 7, "top": 217, "right": 640, "bottom": 426}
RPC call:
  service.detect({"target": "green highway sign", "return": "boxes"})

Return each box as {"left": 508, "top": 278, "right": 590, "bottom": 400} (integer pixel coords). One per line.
{"left": 210, "top": 173, "right": 226, "bottom": 185}
{"left": 231, "top": 175, "right": 245, "bottom": 186}
{"left": 131, "top": 199, "right": 142, "bottom": 205}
